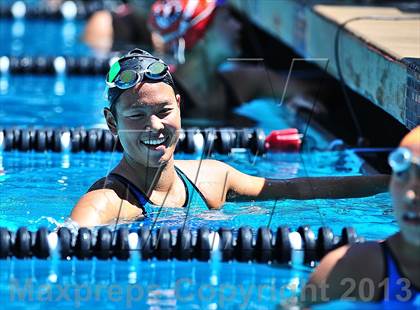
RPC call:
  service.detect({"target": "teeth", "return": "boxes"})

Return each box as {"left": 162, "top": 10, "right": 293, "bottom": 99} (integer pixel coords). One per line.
{"left": 141, "top": 137, "right": 166, "bottom": 146}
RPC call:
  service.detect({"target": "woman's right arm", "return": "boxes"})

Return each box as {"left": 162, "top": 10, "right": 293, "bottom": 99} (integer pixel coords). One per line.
{"left": 70, "top": 189, "right": 143, "bottom": 227}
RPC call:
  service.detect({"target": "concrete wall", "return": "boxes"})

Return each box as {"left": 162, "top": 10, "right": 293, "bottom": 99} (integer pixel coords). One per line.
{"left": 231, "top": 0, "right": 419, "bottom": 129}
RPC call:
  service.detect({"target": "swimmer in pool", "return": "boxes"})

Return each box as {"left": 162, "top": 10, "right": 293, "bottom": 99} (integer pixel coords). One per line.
{"left": 300, "top": 126, "right": 420, "bottom": 306}
{"left": 85, "top": 0, "right": 318, "bottom": 125}
{"left": 148, "top": 0, "right": 318, "bottom": 125}
{"left": 70, "top": 49, "right": 390, "bottom": 227}
{"left": 83, "top": 2, "right": 158, "bottom": 54}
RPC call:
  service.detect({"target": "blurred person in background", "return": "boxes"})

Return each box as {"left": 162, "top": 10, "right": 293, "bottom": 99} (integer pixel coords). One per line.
{"left": 83, "top": 1, "right": 159, "bottom": 54}
{"left": 148, "top": 0, "right": 317, "bottom": 126}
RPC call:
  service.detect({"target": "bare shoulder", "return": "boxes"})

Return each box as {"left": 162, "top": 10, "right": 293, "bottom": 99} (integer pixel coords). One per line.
{"left": 305, "top": 241, "right": 384, "bottom": 303}
{"left": 175, "top": 159, "right": 263, "bottom": 199}
{"left": 83, "top": 10, "right": 113, "bottom": 51}
{"left": 335, "top": 241, "right": 382, "bottom": 262}
{"left": 75, "top": 188, "right": 123, "bottom": 208}
{"left": 175, "top": 159, "right": 231, "bottom": 179}
{"left": 334, "top": 241, "right": 383, "bottom": 273}
{"left": 71, "top": 189, "right": 142, "bottom": 227}
{"left": 86, "top": 10, "right": 112, "bottom": 27}
{"left": 311, "top": 242, "right": 383, "bottom": 284}
{"left": 175, "top": 160, "right": 233, "bottom": 208}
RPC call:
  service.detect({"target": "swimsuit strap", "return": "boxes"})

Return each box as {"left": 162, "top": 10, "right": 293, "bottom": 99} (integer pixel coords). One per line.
{"left": 109, "top": 167, "right": 209, "bottom": 210}
{"left": 381, "top": 241, "right": 420, "bottom": 302}
{"left": 174, "top": 166, "right": 209, "bottom": 209}
{"left": 108, "top": 173, "right": 151, "bottom": 209}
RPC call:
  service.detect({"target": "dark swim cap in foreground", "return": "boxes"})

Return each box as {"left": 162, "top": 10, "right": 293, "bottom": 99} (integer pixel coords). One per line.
{"left": 106, "top": 48, "right": 176, "bottom": 106}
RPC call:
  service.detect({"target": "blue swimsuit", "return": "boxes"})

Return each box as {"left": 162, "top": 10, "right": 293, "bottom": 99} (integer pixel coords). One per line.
{"left": 88, "top": 166, "right": 209, "bottom": 212}
{"left": 381, "top": 241, "right": 420, "bottom": 306}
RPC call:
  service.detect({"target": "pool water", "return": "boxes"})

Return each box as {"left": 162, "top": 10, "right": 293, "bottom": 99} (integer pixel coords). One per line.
{"left": 0, "top": 150, "right": 395, "bottom": 240}
{"left": 0, "top": 84, "right": 397, "bottom": 309}
{"left": 0, "top": 75, "right": 106, "bottom": 127}
{"left": 0, "top": 258, "right": 311, "bottom": 309}
{"left": 0, "top": 142, "right": 395, "bottom": 309}
{"left": 0, "top": 19, "right": 90, "bottom": 56}
{"left": 0, "top": 11, "right": 397, "bottom": 310}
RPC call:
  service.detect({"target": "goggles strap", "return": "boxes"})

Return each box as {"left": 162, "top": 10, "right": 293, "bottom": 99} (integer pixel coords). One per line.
{"left": 108, "top": 61, "right": 121, "bottom": 83}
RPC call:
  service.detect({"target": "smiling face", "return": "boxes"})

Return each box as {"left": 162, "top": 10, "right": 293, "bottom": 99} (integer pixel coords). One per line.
{"left": 106, "top": 81, "right": 181, "bottom": 167}
{"left": 390, "top": 127, "right": 420, "bottom": 246}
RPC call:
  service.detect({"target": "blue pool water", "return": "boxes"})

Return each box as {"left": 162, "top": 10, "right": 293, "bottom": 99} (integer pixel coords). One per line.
{"left": 0, "top": 12, "right": 398, "bottom": 310}
{"left": 0, "top": 19, "right": 90, "bottom": 56}
{"left": 0, "top": 147, "right": 395, "bottom": 309}
{"left": 0, "top": 258, "right": 312, "bottom": 309}
{"left": 0, "top": 75, "right": 105, "bottom": 127}
{"left": 0, "top": 151, "right": 395, "bottom": 240}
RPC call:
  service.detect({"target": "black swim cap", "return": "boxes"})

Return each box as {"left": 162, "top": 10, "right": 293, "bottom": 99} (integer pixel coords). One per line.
{"left": 106, "top": 48, "right": 178, "bottom": 108}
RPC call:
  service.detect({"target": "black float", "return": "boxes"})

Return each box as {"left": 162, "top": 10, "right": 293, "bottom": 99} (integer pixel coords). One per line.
{"left": 0, "top": 127, "right": 267, "bottom": 155}
{"left": 273, "top": 226, "right": 291, "bottom": 264}
{"left": 155, "top": 226, "right": 172, "bottom": 260}
{"left": 298, "top": 226, "right": 317, "bottom": 265}
{"left": 57, "top": 227, "right": 72, "bottom": 259}
{"left": 0, "top": 227, "right": 11, "bottom": 258}
{"left": 95, "top": 227, "right": 112, "bottom": 260}
{"left": 13, "top": 227, "right": 31, "bottom": 259}
{"left": 174, "top": 228, "right": 192, "bottom": 261}
{"left": 255, "top": 227, "right": 272, "bottom": 263}
{"left": 0, "top": 1, "right": 106, "bottom": 20}
{"left": 75, "top": 227, "right": 91, "bottom": 260}
{"left": 195, "top": 227, "right": 211, "bottom": 261}
{"left": 235, "top": 226, "right": 254, "bottom": 262}
{"left": 0, "top": 225, "right": 361, "bottom": 264}
{"left": 316, "top": 227, "right": 335, "bottom": 261}
{"left": 1, "top": 55, "right": 110, "bottom": 75}
{"left": 114, "top": 227, "right": 130, "bottom": 260}
{"left": 218, "top": 228, "right": 234, "bottom": 262}
{"left": 139, "top": 227, "right": 154, "bottom": 260}
{"left": 33, "top": 227, "right": 50, "bottom": 259}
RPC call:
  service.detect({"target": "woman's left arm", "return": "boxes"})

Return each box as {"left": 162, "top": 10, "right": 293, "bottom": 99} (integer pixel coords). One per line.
{"left": 225, "top": 163, "right": 390, "bottom": 201}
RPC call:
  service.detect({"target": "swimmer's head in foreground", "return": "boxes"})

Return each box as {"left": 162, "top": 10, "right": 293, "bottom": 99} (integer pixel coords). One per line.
{"left": 389, "top": 126, "right": 420, "bottom": 246}
{"left": 105, "top": 48, "right": 181, "bottom": 168}
{"left": 301, "top": 126, "right": 420, "bottom": 306}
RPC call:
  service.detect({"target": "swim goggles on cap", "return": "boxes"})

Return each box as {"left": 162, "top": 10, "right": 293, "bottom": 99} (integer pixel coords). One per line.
{"left": 388, "top": 147, "right": 420, "bottom": 174}
{"left": 106, "top": 54, "right": 169, "bottom": 90}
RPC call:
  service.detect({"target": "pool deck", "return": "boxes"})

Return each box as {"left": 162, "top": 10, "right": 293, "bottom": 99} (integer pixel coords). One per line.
{"left": 231, "top": 1, "right": 420, "bottom": 129}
